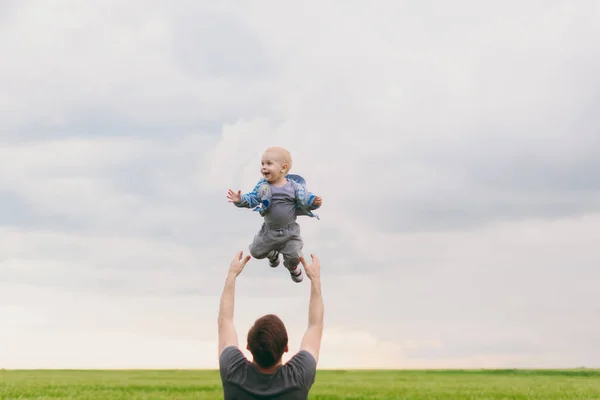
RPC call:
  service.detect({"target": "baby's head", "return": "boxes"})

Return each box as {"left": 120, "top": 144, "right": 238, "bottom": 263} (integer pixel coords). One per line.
{"left": 261, "top": 146, "right": 292, "bottom": 183}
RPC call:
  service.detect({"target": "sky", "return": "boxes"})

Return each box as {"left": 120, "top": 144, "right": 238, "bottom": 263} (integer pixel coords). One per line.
{"left": 1, "top": 0, "right": 600, "bottom": 369}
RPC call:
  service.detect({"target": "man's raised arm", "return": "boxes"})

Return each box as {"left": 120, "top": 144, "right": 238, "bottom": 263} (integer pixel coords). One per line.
{"left": 217, "top": 251, "right": 251, "bottom": 356}
{"left": 299, "top": 254, "right": 324, "bottom": 363}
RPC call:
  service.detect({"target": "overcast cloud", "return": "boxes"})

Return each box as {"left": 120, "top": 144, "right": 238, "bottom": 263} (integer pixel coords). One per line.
{"left": 1, "top": 0, "right": 600, "bottom": 369}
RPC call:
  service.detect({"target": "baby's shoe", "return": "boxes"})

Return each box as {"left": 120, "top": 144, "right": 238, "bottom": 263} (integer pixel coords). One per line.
{"left": 267, "top": 251, "right": 280, "bottom": 268}
{"left": 288, "top": 265, "right": 303, "bottom": 283}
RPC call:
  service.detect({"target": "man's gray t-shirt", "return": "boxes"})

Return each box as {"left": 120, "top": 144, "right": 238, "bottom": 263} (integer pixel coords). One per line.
{"left": 264, "top": 181, "right": 297, "bottom": 228}
{"left": 219, "top": 346, "right": 317, "bottom": 399}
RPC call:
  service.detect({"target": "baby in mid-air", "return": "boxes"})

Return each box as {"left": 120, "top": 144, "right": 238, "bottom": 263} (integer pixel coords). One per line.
{"left": 227, "top": 146, "right": 322, "bottom": 283}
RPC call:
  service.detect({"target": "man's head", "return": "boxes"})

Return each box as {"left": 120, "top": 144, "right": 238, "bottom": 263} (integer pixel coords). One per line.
{"left": 246, "top": 314, "right": 289, "bottom": 369}
{"left": 261, "top": 146, "right": 292, "bottom": 183}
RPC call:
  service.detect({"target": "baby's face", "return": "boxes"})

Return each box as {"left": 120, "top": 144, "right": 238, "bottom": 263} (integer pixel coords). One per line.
{"left": 261, "top": 150, "right": 287, "bottom": 182}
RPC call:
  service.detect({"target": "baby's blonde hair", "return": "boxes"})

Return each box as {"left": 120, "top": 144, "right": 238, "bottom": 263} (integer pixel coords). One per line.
{"left": 265, "top": 146, "right": 292, "bottom": 172}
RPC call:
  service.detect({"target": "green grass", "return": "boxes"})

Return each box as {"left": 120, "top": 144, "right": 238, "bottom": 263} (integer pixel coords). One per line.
{"left": 1, "top": 369, "right": 600, "bottom": 399}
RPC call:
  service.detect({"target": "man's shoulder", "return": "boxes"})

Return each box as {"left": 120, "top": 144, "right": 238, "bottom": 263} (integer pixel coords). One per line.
{"left": 220, "top": 345, "right": 241, "bottom": 356}
{"left": 283, "top": 350, "right": 317, "bottom": 377}
{"left": 219, "top": 346, "right": 247, "bottom": 374}
{"left": 220, "top": 345, "right": 244, "bottom": 361}
{"left": 288, "top": 350, "right": 317, "bottom": 365}
{"left": 282, "top": 350, "right": 318, "bottom": 390}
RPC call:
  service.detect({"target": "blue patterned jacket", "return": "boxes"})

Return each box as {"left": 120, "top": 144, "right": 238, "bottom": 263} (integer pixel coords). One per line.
{"left": 234, "top": 174, "right": 321, "bottom": 220}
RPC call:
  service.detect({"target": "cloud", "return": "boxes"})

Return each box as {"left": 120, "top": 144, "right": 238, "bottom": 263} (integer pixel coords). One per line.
{"left": 1, "top": 0, "right": 600, "bottom": 369}
{"left": 231, "top": 0, "right": 600, "bottom": 233}
{"left": 0, "top": 0, "right": 275, "bottom": 139}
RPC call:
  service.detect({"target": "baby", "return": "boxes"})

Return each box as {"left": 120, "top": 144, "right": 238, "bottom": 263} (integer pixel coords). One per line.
{"left": 227, "top": 146, "right": 322, "bottom": 283}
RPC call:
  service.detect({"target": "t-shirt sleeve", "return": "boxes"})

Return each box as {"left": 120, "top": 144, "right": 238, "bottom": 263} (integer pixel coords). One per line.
{"left": 286, "top": 350, "right": 318, "bottom": 389}
{"left": 219, "top": 345, "right": 247, "bottom": 381}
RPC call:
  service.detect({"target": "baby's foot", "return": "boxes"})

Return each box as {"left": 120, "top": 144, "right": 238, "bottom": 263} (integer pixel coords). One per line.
{"left": 267, "top": 250, "right": 280, "bottom": 268}
{"left": 288, "top": 264, "right": 303, "bottom": 283}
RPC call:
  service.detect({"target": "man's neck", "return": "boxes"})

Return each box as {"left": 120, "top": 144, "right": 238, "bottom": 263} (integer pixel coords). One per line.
{"left": 253, "top": 361, "right": 282, "bottom": 374}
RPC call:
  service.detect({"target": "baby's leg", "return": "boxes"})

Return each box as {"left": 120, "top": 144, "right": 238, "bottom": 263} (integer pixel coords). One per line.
{"left": 249, "top": 224, "right": 278, "bottom": 260}
{"left": 280, "top": 224, "right": 304, "bottom": 283}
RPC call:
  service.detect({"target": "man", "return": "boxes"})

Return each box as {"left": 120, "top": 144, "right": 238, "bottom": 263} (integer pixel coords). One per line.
{"left": 217, "top": 250, "right": 324, "bottom": 399}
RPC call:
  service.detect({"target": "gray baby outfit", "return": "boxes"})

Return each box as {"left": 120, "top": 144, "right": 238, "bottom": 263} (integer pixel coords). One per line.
{"left": 249, "top": 181, "right": 303, "bottom": 270}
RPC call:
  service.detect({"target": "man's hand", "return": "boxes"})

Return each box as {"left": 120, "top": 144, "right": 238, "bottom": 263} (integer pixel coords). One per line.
{"left": 300, "top": 253, "right": 321, "bottom": 281}
{"left": 227, "top": 189, "right": 242, "bottom": 203}
{"left": 228, "top": 250, "right": 251, "bottom": 277}
{"left": 313, "top": 196, "right": 323, "bottom": 207}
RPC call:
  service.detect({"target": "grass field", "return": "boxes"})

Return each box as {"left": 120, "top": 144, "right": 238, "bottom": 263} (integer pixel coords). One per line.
{"left": 1, "top": 369, "right": 600, "bottom": 399}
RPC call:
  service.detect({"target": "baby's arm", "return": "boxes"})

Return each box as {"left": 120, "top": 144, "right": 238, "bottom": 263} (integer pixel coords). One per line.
{"left": 232, "top": 181, "right": 262, "bottom": 208}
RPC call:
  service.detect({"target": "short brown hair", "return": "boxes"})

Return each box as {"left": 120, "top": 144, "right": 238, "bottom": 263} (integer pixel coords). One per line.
{"left": 247, "top": 314, "right": 288, "bottom": 368}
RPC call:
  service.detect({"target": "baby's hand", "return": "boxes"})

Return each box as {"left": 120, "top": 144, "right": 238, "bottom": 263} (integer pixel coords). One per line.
{"left": 313, "top": 196, "right": 322, "bottom": 206}
{"left": 227, "top": 189, "right": 242, "bottom": 203}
